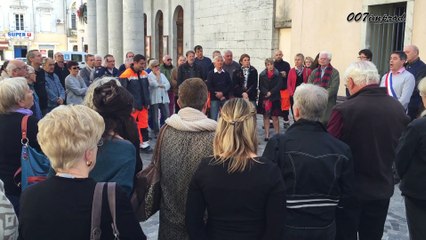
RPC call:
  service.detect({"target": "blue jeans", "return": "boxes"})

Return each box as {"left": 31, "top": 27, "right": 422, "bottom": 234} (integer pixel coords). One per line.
{"left": 210, "top": 100, "right": 220, "bottom": 120}
{"left": 151, "top": 103, "right": 169, "bottom": 133}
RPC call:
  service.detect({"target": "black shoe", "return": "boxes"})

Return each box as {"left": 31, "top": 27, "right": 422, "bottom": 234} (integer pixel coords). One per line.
{"left": 140, "top": 146, "right": 153, "bottom": 154}
{"left": 264, "top": 137, "right": 269, "bottom": 141}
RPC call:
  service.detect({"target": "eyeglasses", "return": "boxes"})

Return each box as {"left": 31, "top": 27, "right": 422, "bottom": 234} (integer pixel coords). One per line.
{"left": 71, "top": 67, "right": 80, "bottom": 70}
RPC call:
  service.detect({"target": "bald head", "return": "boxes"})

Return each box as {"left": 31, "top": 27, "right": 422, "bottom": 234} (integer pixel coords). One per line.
{"left": 274, "top": 50, "right": 283, "bottom": 61}
{"left": 404, "top": 45, "right": 420, "bottom": 64}
{"left": 6, "top": 60, "right": 28, "bottom": 77}
{"left": 162, "top": 54, "right": 172, "bottom": 66}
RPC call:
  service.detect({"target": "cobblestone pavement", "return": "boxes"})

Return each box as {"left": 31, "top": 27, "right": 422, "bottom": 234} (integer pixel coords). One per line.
{"left": 139, "top": 114, "right": 409, "bottom": 240}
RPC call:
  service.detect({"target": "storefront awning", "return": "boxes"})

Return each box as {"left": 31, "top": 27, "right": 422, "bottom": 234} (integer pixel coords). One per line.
{"left": 0, "top": 41, "right": 9, "bottom": 50}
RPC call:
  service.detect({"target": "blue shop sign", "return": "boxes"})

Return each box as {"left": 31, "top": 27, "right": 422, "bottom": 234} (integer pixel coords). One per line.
{"left": 7, "top": 31, "right": 33, "bottom": 39}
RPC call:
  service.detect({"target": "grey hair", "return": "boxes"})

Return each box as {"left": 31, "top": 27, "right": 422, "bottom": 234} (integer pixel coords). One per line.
{"left": 162, "top": 55, "right": 170, "bottom": 62}
{"left": 344, "top": 61, "right": 380, "bottom": 86}
{"left": 5, "top": 61, "right": 18, "bottom": 74}
{"left": 319, "top": 51, "right": 332, "bottom": 60}
{"left": 224, "top": 50, "right": 233, "bottom": 55}
{"left": 0, "top": 77, "right": 30, "bottom": 113}
{"left": 293, "top": 83, "right": 328, "bottom": 121}
{"left": 83, "top": 77, "right": 122, "bottom": 110}
{"left": 148, "top": 59, "right": 159, "bottom": 69}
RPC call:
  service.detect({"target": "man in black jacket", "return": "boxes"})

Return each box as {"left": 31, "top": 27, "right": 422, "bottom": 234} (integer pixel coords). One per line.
{"left": 27, "top": 49, "right": 47, "bottom": 115}
{"left": 328, "top": 61, "right": 409, "bottom": 240}
{"left": 177, "top": 50, "right": 203, "bottom": 86}
{"left": 263, "top": 83, "right": 354, "bottom": 240}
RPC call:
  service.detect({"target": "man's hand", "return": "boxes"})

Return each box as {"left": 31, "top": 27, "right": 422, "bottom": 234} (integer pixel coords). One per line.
{"left": 266, "top": 91, "right": 271, "bottom": 98}
{"left": 57, "top": 98, "right": 64, "bottom": 105}
{"left": 280, "top": 71, "right": 287, "bottom": 78}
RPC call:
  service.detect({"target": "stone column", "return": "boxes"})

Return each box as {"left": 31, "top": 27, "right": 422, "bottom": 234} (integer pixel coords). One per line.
{"left": 123, "top": 0, "right": 144, "bottom": 56}
{"left": 108, "top": 0, "right": 123, "bottom": 64}
{"left": 87, "top": 0, "right": 97, "bottom": 53}
{"left": 96, "top": 0, "right": 108, "bottom": 56}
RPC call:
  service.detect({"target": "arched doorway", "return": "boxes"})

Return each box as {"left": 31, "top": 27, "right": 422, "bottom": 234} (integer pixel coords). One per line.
{"left": 173, "top": 6, "right": 184, "bottom": 61}
{"left": 155, "top": 11, "right": 164, "bottom": 63}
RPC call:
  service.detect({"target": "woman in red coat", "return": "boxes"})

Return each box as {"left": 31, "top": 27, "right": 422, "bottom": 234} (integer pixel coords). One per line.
{"left": 287, "top": 53, "right": 312, "bottom": 115}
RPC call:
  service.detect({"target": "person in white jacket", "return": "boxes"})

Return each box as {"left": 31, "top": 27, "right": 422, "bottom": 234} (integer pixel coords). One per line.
{"left": 148, "top": 59, "right": 170, "bottom": 136}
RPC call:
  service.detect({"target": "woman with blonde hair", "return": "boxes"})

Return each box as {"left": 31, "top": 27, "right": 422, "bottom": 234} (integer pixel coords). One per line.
{"left": 148, "top": 59, "right": 170, "bottom": 136}
{"left": 18, "top": 105, "right": 146, "bottom": 239}
{"left": 396, "top": 77, "right": 426, "bottom": 240}
{"left": 186, "top": 98, "right": 285, "bottom": 240}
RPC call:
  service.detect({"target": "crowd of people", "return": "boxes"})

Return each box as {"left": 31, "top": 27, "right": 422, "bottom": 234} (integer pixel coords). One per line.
{"left": 0, "top": 43, "right": 425, "bottom": 240}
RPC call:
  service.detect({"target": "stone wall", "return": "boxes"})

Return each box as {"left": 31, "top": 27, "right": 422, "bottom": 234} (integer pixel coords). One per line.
{"left": 192, "top": 0, "right": 277, "bottom": 70}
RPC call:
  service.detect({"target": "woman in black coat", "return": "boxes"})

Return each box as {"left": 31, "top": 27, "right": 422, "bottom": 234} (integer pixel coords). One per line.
{"left": 232, "top": 53, "right": 258, "bottom": 106}
{"left": 186, "top": 98, "right": 285, "bottom": 240}
{"left": 0, "top": 77, "right": 40, "bottom": 214}
{"left": 257, "top": 58, "right": 282, "bottom": 141}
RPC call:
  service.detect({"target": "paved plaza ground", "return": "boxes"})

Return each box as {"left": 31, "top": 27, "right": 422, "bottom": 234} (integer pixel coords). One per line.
{"left": 139, "top": 114, "right": 409, "bottom": 240}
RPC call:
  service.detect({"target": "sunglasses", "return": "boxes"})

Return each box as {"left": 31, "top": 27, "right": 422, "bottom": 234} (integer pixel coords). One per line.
{"left": 71, "top": 67, "right": 80, "bottom": 70}
{"left": 166, "top": 59, "right": 172, "bottom": 61}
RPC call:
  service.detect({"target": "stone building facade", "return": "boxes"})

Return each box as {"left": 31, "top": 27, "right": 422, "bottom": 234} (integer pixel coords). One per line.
{"left": 0, "top": 0, "right": 81, "bottom": 62}
{"left": 87, "top": 0, "right": 425, "bottom": 94}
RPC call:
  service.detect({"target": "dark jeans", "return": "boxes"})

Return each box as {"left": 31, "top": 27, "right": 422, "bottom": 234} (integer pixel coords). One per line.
{"left": 336, "top": 198, "right": 390, "bottom": 240}
{"left": 284, "top": 221, "right": 336, "bottom": 240}
{"left": 175, "top": 96, "right": 180, "bottom": 113}
{"left": 151, "top": 103, "right": 169, "bottom": 133}
{"left": 405, "top": 196, "right": 426, "bottom": 240}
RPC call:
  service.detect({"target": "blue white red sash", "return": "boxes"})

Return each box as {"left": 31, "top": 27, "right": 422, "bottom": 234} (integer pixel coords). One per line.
{"left": 385, "top": 72, "right": 397, "bottom": 99}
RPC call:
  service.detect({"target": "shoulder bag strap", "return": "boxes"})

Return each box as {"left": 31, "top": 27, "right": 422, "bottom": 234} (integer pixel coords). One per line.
{"left": 107, "top": 182, "right": 120, "bottom": 240}
{"left": 14, "top": 115, "right": 30, "bottom": 185}
{"left": 90, "top": 182, "right": 105, "bottom": 240}
{"left": 21, "top": 115, "right": 29, "bottom": 142}
{"left": 152, "top": 124, "right": 168, "bottom": 168}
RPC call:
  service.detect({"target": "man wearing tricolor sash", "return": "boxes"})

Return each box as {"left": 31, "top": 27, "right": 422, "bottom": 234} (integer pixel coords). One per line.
{"left": 380, "top": 51, "right": 415, "bottom": 110}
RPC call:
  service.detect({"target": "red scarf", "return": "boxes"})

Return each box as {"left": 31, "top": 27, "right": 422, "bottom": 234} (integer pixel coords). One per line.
{"left": 313, "top": 64, "right": 334, "bottom": 88}
{"left": 267, "top": 70, "right": 274, "bottom": 79}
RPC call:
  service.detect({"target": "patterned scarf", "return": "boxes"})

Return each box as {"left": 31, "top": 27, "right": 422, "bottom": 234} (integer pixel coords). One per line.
{"left": 313, "top": 64, "right": 334, "bottom": 88}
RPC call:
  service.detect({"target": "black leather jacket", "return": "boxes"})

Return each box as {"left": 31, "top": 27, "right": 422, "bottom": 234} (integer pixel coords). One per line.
{"left": 263, "top": 119, "right": 354, "bottom": 228}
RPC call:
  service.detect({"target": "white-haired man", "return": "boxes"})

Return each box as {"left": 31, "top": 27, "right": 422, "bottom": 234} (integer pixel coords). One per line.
{"left": 263, "top": 83, "right": 353, "bottom": 240}
{"left": 206, "top": 55, "right": 232, "bottom": 120}
{"left": 328, "top": 61, "right": 409, "bottom": 240}
{"left": 308, "top": 51, "right": 340, "bottom": 125}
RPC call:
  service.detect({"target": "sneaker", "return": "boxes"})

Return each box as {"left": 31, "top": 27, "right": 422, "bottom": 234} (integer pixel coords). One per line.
{"left": 140, "top": 146, "right": 153, "bottom": 154}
